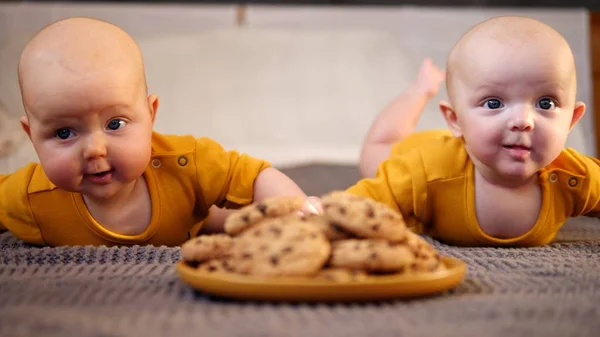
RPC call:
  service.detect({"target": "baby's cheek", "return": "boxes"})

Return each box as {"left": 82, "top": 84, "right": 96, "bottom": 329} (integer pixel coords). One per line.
{"left": 112, "top": 143, "right": 151, "bottom": 178}
{"left": 40, "top": 153, "right": 81, "bottom": 190}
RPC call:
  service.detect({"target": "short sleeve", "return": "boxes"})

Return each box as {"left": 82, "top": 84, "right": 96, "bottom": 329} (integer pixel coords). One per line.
{"left": 0, "top": 164, "right": 45, "bottom": 245}
{"left": 347, "top": 150, "right": 429, "bottom": 232}
{"left": 568, "top": 150, "right": 600, "bottom": 217}
{"left": 194, "top": 138, "right": 271, "bottom": 210}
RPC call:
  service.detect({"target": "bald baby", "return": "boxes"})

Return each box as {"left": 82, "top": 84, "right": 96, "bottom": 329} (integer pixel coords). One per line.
{"left": 0, "top": 17, "right": 315, "bottom": 246}
{"left": 445, "top": 16, "right": 577, "bottom": 104}
{"left": 18, "top": 17, "right": 147, "bottom": 116}
{"left": 338, "top": 15, "right": 593, "bottom": 246}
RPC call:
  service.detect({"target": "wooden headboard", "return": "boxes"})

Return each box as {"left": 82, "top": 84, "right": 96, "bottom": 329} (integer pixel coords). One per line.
{"left": 590, "top": 12, "right": 600, "bottom": 157}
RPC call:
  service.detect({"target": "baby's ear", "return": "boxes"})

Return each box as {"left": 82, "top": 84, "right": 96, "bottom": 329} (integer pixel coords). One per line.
{"left": 439, "top": 100, "right": 462, "bottom": 137}
{"left": 20, "top": 115, "right": 32, "bottom": 139}
{"left": 569, "top": 101, "right": 586, "bottom": 130}
{"left": 147, "top": 94, "right": 159, "bottom": 124}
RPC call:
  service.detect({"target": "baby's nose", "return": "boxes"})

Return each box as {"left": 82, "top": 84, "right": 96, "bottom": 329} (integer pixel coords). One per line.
{"left": 83, "top": 133, "right": 107, "bottom": 159}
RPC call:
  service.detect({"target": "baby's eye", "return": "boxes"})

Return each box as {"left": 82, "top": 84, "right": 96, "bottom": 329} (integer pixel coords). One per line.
{"left": 537, "top": 98, "right": 556, "bottom": 110}
{"left": 55, "top": 128, "right": 73, "bottom": 140}
{"left": 484, "top": 99, "right": 503, "bottom": 109}
{"left": 107, "top": 119, "right": 126, "bottom": 131}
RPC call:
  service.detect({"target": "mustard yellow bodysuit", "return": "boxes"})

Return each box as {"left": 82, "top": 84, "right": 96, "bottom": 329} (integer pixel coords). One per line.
{"left": 347, "top": 130, "right": 600, "bottom": 247}
{"left": 0, "top": 132, "right": 270, "bottom": 246}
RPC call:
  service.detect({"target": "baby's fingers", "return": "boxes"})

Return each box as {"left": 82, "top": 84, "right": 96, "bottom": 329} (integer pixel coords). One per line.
{"left": 298, "top": 196, "right": 324, "bottom": 215}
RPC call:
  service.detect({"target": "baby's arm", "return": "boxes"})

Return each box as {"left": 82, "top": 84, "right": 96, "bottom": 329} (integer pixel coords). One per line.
{"left": 201, "top": 168, "right": 312, "bottom": 234}
{"left": 252, "top": 167, "right": 306, "bottom": 201}
{"left": 195, "top": 138, "right": 319, "bottom": 234}
{"left": 0, "top": 166, "right": 44, "bottom": 243}
{"left": 359, "top": 58, "right": 444, "bottom": 178}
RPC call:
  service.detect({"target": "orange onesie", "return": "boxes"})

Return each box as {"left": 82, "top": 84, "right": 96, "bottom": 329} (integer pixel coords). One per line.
{"left": 347, "top": 130, "right": 600, "bottom": 246}
{"left": 0, "top": 132, "right": 270, "bottom": 246}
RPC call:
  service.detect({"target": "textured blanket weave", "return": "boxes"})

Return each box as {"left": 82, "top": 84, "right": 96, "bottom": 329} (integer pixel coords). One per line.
{"left": 1, "top": 217, "right": 599, "bottom": 337}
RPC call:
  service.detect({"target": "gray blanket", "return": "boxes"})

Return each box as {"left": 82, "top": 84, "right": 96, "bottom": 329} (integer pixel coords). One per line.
{"left": 1, "top": 164, "right": 600, "bottom": 337}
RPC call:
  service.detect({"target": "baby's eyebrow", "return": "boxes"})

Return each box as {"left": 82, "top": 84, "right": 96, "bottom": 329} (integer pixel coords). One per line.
{"left": 36, "top": 115, "right": 79, "bottom": 128}
{"left": 472, "top": 83, "right": 504, "bottom": 95}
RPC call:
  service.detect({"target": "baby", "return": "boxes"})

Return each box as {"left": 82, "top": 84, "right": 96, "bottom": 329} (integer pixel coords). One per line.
{"left": 331, "top": 16, "right": 597, "bottom": 247}
{"left": 0, "top": 17, "right": 317, "bottom": 247}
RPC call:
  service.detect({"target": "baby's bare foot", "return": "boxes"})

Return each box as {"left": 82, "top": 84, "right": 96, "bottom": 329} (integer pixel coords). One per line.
{"left": 0, "top": 106, "right": 25, "bottom": 157}
{"left": 414, "top": 58, "right": 445, "bottom": 98}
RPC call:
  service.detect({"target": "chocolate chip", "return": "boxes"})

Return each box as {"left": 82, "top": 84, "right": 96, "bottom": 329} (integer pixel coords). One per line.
{"left": 339, "top": 207, "right": 347, "bottom": 215}
{"left": 257, "top": 203, "right": 267, "bottom": 215}
{"left": 187, "top": 261, "right": 201, "bottom": 268}
{"left": 281, "top": 246, "right": 293, "bottom": 254}
{"left": 331, "top": 222, "right": 346, "bottom": 233}
{"left": 366, "top": 206, "right": 375, "bottom": 218}
{"left": 242, "top": 252, "right": 252, "bottom": 259}
{"left": 207, "top": 265, "right": 218, "bottom": 272}
{"left": 371, "top": 223, "right": 381, "bottom": 231}
{"left": 242, "top": 215, "right": 250, "bottom": 223}
{"left": 269, "top": 226, "right": 282, "bottom": 236}
{"left": 395, "top": 237, "right": 408, "bottom": 245}
{"left": 370, "top": 252, "right": 378, "bottom": 260}
{"left": 270, "top": 256, "right": 279, "bottom": 266}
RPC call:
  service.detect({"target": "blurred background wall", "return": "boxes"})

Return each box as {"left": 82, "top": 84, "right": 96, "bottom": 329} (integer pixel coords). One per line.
{"left": 0, "top": 2, "right": 593, "bottom": 171}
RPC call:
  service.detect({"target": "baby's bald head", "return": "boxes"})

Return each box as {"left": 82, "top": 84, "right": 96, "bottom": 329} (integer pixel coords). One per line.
{"left": 445, "top": 16, "right": 576, "bottom": 103}
{"left": 18, "top": 17, "right": 147, "bottom": 113}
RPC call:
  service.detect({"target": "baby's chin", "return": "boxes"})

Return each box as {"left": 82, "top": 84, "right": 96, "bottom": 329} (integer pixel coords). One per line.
{"left": 473, "top": 161, "right": 540, "bottom": 186}
{"left": 495, "top": 165, "right": 542, "bottom": 184}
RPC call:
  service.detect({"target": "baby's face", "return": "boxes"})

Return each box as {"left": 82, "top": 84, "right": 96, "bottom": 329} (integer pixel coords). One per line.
{"left": 22, "top": 67, "right": 157, "bottom": 201}
{"left": 449, "top": 39, "right": 583, "bottom": 184}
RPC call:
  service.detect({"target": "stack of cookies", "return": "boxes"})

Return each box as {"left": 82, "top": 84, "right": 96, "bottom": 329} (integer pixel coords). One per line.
{"left": 180, "top": 192, "right": 444, "bottom": 282}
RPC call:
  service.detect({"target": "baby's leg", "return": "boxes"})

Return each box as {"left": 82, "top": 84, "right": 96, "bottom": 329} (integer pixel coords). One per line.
{"left": 359, "top": 58, "right": 445, "bottom": 178}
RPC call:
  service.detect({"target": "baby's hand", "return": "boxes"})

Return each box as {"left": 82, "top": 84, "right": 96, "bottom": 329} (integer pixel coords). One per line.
{"left": 299, "top": 196, "right": 324, "bottom": 216}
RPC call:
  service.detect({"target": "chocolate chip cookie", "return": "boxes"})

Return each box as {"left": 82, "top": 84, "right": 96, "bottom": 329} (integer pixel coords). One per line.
{"left": 327, "top": 238, "right": 416, "bottom": 273}
{"left": 321, "top": 191, "right": 407, "bottom": 242}
{"left": 180, "top": 234, "right": 235, "bottom": 263}
{"left": 224, "top": 196, "right": 304, "bottom": 235}
{"left": 229, "top": 217, "right": 331, "bottom": 277}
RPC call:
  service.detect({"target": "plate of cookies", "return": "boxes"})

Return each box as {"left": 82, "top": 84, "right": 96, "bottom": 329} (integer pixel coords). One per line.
{"left": 177, "top": 192, "right": 466, "bottom": 302}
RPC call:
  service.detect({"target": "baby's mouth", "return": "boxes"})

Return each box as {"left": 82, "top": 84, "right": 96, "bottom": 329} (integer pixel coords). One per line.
{"left": 86, "top": 169, "right": 114, "bottom": 183}
{"left": 503, "top": 145, "right": 530, "bottom": 151}
{"left": 90, "top": 169, "right": 112, "bottom": 176}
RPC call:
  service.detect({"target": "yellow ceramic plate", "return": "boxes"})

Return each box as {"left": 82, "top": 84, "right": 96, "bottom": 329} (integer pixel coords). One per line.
{"left": 176, "top": 256, "right": 467, "bottom": 302}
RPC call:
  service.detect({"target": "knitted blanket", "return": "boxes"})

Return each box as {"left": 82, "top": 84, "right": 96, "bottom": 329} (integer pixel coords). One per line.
{"left": 1, "top": 216, "right": 599, "bottom": 337}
